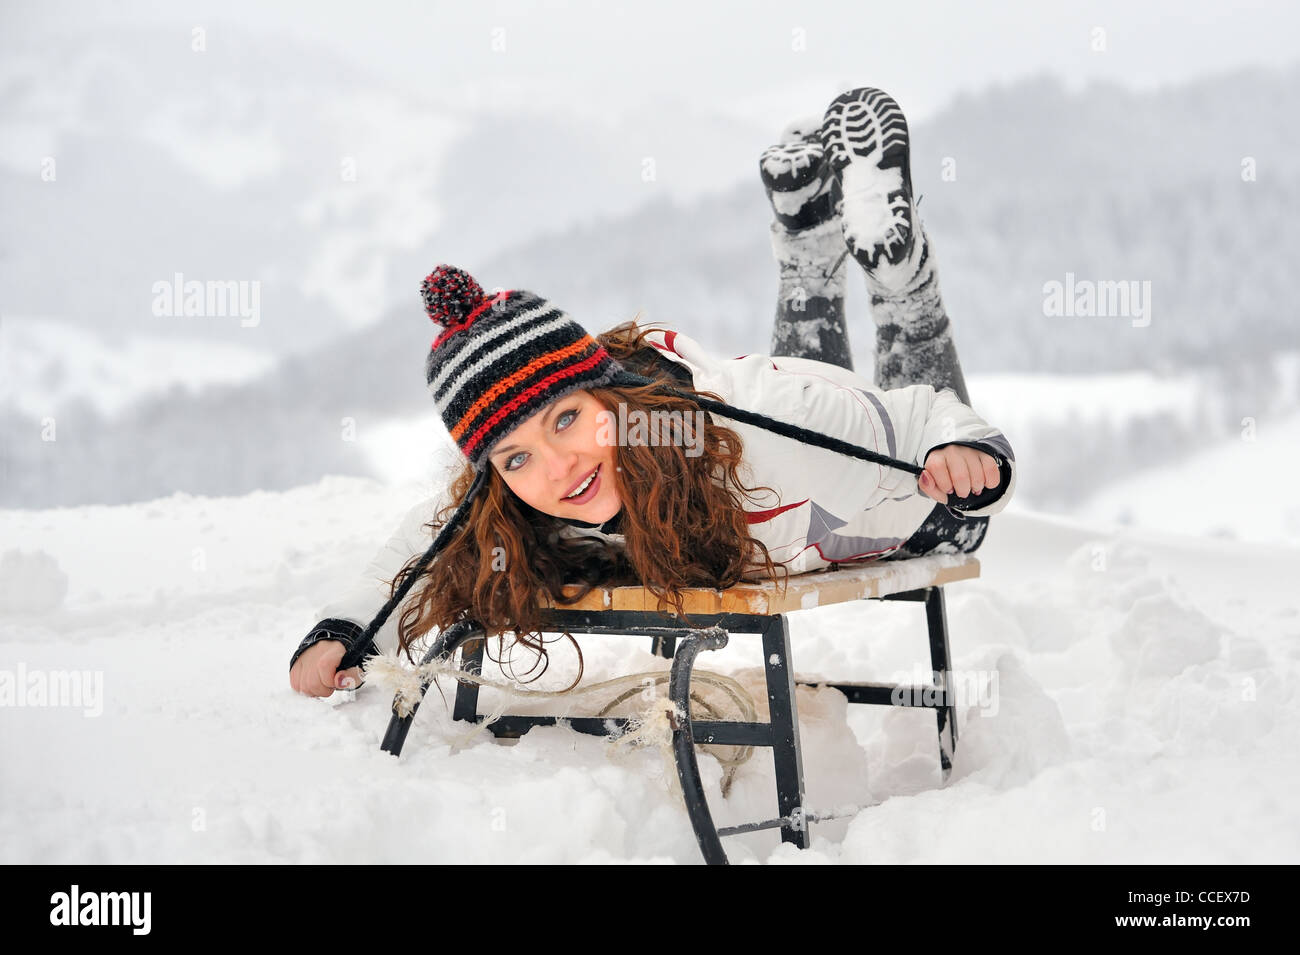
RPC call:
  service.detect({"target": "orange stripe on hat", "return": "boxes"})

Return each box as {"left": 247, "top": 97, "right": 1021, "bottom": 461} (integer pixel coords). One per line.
{"left": 450, "top": 336, "right": 601, "bottom": 443}
{"left": 461, "top": 348, "right": 610, "bottom": 458}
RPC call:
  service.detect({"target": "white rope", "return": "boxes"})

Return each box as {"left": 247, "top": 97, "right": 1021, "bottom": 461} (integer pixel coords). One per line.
{"left": 363, "top": 649, "right": 760, "bottom": 798}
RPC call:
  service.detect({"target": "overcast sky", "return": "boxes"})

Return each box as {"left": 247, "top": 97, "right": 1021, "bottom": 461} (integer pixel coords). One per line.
{"left": 4, "top": 0, "right": 1297, "bottom": 128}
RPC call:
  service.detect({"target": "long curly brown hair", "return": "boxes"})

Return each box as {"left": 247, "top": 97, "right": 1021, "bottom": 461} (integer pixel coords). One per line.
{"left": 388, "top": 319, "right": 790, "bottom": 686}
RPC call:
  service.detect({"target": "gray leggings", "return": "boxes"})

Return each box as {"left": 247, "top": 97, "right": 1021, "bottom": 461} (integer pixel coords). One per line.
{"left": 767, "top": 217, "right": 991, "bottom": 558}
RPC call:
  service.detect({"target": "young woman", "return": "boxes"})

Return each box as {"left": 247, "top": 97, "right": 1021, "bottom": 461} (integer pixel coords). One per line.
{"left": 289, "top": 87, "right": 1017, "bottom": 700}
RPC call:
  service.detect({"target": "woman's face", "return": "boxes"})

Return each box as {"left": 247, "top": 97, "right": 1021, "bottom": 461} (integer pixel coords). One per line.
{"left": 488, "top": 388, "right": 622, "bottom": 522}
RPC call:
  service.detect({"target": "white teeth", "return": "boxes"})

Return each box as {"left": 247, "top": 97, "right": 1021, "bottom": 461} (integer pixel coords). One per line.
{"left": 564, "top": 466, "right": 598, "bottom": 499}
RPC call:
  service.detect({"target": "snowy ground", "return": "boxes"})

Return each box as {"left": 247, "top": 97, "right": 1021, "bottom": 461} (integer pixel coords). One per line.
{"left": 1, "top": 475, "right": 1297, "bottom": 864}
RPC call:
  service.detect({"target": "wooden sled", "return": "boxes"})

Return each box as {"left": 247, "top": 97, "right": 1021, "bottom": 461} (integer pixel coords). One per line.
{"left": 380, "top": 554, "right": 981, "bottom": 864}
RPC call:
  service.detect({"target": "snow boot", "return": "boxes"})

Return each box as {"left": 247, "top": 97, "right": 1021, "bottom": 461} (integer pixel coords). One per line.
{"left": 820, "top": 87, "right": 971, "bottom": 403}
{"left": 761, "top": 118, "right": 853, "bottom": 370}
{"left": 819, "top": 86, "right": 917, "bottom": 279}
{"left": 759, "top": 115, "right": 842, "bottom": 232}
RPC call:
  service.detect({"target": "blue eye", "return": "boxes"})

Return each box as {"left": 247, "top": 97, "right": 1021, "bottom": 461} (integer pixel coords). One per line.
{"left": 502, "top": 408, "right": 579, "bottom": 472}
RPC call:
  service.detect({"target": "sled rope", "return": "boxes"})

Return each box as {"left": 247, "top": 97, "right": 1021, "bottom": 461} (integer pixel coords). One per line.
{"left": 364, "top": 651, "right": 758, "bottom": 798}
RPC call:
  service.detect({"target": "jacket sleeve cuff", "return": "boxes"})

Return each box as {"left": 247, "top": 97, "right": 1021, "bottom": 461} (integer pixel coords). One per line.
{"left": 289, "top": 618, "right": 380, "bottom": 678}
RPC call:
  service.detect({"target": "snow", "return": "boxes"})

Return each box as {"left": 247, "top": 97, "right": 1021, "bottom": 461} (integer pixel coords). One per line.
{"left": 838, "top": 164, "right": 909, "bottom": 266}
{"left": 2, "top": 476, "right": 1296, "bottom": 864}
{"left": 1075, "top": 410, "right": 1300, "bottom": 546}
{"left": 973, "top": 368, "right": 1207, "bottom": 431}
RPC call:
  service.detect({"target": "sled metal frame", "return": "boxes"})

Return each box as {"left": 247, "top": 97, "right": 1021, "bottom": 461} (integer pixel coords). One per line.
{"left": 380, "top": 557, "right": 977, "bottom": 865}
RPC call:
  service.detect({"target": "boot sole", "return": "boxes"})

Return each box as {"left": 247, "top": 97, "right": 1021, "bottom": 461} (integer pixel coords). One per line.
{"left": 759, "top": 139, "right": 842, "bottom": 231}
{"left": 819, "top": 88, "right": 915, "bottom": 268}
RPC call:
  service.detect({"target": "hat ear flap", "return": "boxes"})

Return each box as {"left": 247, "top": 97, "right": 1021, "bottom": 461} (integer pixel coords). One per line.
{"left": 336, "top": 466, "right": 489, "bottom": 672}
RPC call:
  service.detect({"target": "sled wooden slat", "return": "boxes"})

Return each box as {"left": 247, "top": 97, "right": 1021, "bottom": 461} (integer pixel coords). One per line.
{"left": 542, "top": 554, "right": 981, "bottom": 615}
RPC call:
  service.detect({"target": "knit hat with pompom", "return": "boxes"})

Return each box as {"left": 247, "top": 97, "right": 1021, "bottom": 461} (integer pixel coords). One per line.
{"left": 421, "top": 264, "right": 627, "bottom": 471}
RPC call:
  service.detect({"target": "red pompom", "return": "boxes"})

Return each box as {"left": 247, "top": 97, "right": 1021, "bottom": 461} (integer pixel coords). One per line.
{"left": 421, "top": 264, "right": 486, "bottom": 328}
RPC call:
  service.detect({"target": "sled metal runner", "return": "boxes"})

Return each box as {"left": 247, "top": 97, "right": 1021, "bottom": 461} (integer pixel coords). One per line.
{"left": 380, "top": 556, "right": 977, "bottom": 864}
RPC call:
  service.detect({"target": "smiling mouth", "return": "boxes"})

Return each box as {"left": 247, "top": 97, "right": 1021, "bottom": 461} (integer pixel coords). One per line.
{"left": 562, "top": 464, "right": 599, "bottom": 500}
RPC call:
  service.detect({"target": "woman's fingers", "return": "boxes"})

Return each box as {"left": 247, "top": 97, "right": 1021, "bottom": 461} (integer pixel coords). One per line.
{"left": 922, "top": 446, "right": 1000, "bottom": 502}
{"left": 949, "top": 453, "right": 974, "bottom": 497}
{"left": 981, "top": 452, "right": 1001, "bottom": 492}
{"left": 313, "top": 646, "right": 345, "bottom": 696}
{"left": 926, "top": 452, "right": 956, "bottom": 497}
{"left": 918, "top": 471, "right": 935, "bottom": 502}
{"left": 287, "top": 641, "right": 342, "bottom": 697}
{"left": 290, "top": 656, "right": 323, "bottom": 696}
{"left": 289, "top": 640, "right": 363, "bottom": 698}
{"left": 954, "top": 446, "right": 1001, "bottom": 496}
{"left": 920, "top": 466, "right": 950, "bottom": 503}
{"left": 961, "top": 448, "right": 984, "bottom": 495}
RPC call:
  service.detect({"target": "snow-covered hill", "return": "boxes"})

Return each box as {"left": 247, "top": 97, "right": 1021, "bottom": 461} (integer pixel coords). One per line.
{"left": 1075, "top": 410, "right": 1300, "bottom": 546}
{"left": 968, "top": 352, "right": 1300, "bottom": 526}
{"left": 1, "top": 478, "right": 1295, "bottom": 863}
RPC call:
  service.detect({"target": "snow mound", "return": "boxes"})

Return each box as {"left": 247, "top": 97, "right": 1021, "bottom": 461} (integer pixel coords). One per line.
{"left": 948, "top": 650, "right": 1072, "bottom": 788}
{"left": 0, "top": 548, "right": 68, "bottom": 615}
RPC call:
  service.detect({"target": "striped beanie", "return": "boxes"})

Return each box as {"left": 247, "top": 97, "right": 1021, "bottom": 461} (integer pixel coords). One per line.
{"left": 421, "top": 264, "right": 627, "bottom": 471}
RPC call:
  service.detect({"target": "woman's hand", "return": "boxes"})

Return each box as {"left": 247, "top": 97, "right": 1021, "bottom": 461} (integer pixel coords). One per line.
{"left": 919, "top": 445, "right": 1001, "bottom": 505}
{"left": 289, "top": 639, "right": 365, "bottom": 698}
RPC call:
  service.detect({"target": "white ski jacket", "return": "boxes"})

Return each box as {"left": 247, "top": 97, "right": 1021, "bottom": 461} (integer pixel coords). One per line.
{"left": 301, "top": 327, "right": 1016, "bottom": 660}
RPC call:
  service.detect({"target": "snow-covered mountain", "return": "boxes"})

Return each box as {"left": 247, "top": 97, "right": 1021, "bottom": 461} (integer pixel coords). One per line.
{"left": 1, "top": 315, "right": 277, "bottom": 420}
{"left": 0, "top": 20, "right": 774, "bottom": 358}
{"left": 0, "top": 25, "right": 460, "bottom": 353}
